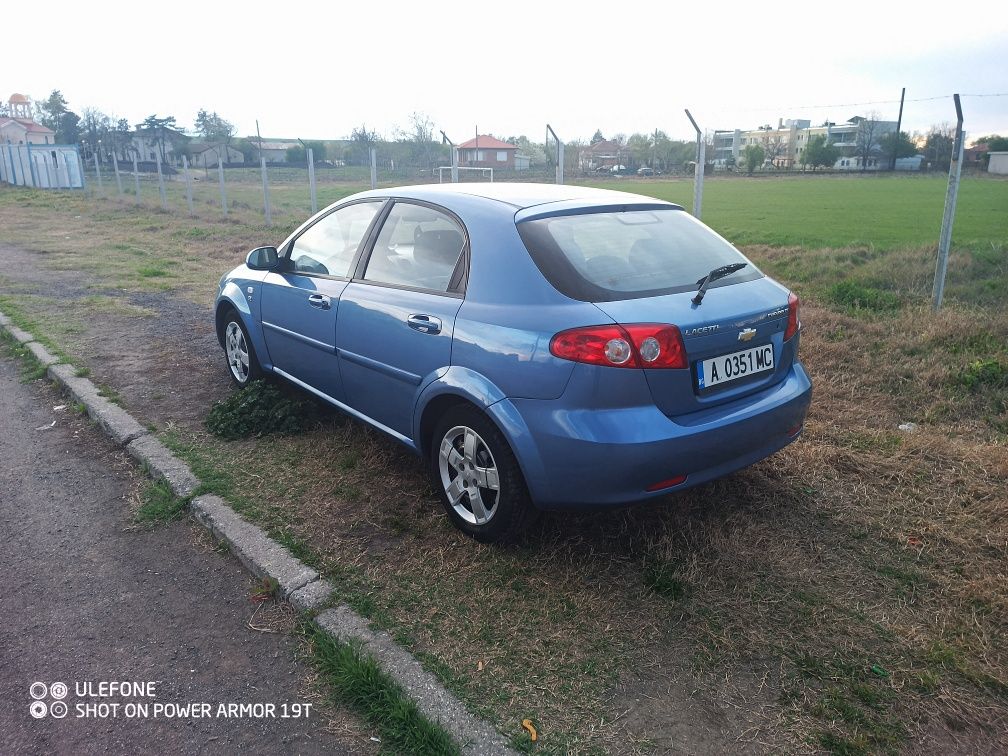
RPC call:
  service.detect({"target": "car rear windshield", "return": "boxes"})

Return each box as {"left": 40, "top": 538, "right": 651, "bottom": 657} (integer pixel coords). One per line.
{"left": 516, "top": 208, "right": 762, "bottom": 302}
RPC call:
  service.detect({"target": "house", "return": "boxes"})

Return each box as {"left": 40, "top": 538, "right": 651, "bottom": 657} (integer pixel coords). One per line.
{"left": 579, "top": 139, "right": 629, "bottom": 171}
{"left": 989, "top": 152, "right": 1008, "bottom": 175}
{"left": 457, "top": 135, "right": 518, "bottom": 170}
{"left": 964, "top": 143, "right": 990, "bottom": 168}
{"left": 0, "top": 93, "right": 56, "bottom": 146}
{"left": 130, "top": 126, "right": 189, "bottom": 165}
{"left": 188, "top": 141, "right": 244, "bottom": 168}
{"left": 248, "top": 138, "right": 300, "bottom": 163}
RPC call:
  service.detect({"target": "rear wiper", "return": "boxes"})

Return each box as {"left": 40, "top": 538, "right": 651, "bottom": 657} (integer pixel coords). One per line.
{"left": 692, "top": 262, "right": 748, "bottom": 305}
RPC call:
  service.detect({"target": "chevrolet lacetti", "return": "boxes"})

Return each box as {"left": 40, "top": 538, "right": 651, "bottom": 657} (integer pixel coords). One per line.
{"left": 214, "top": 183, "right": 812, "bottom": 542}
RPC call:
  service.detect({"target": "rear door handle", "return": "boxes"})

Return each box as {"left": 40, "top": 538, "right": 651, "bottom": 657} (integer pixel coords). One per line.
{"left": 308, "top": 294, "right": 331, "bottom": 310}
{"left": 407, "top": 314, "right": 442, "bottom": 334}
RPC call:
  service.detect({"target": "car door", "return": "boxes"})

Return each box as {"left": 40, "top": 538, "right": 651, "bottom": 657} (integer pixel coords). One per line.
{"left": 336, "top": 200, "right": 467, "bottom": 440}
{"left": 259, "top": 199, "right": 385, "bottom": 401}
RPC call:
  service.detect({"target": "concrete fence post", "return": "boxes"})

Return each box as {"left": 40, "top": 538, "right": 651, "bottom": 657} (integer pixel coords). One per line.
{"left": 132, "top": 154, "right": 141, "bottom": 204}
{"left": 260, "top": 157, "right": 272, "bottom": 226}
{"left": 112, "top": 152, "right": 123, "bottom": 195}
{"left": 218, "top": 158, "right": 228, "bottom": 217}
{"left": 370, "top": 148, "right": 377, "bottom": 190}
{"left": 182, "top": 155, "right": 194, "bottom": 217}
{"left": 307, "top": 147, "right": 317, "bottom": 214}
{"left": 93, "top": 153, "right": 103, "bottom": 193}
{"left": 155, "top": 153, "right": 167, "bottom": 210}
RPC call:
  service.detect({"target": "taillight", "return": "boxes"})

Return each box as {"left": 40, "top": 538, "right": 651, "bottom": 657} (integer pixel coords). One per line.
{"left": 550, "top": 324, "right": 687, "bottom": 369}
{"left": 784, "top": 292, "right": 800, "bottom": 340}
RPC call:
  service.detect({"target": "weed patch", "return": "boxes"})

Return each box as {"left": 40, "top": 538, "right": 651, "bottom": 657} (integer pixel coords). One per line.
{"left": 956, "top": 358, "right": 1008, "bottom": 392}
{"left": 134, "top": 480, "right": 187, "bottom": 524}
{"left": 205, "top": 380, "right": 317, "bottom": 440}
{"left": 826, "top": 281, "right": 901, "bottom": 313}
{"left": 307, "top": 625, "right": 459, "bottom": 755}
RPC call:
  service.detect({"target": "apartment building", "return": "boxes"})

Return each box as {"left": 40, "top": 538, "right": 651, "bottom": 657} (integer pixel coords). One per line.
{"left": 711, "top": 116, "right": 897, "bottom": 170}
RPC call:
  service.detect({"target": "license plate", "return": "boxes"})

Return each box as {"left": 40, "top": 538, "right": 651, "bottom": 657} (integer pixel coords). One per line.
{"left": 697, "top": 344, "right": 774, "bottom": 389}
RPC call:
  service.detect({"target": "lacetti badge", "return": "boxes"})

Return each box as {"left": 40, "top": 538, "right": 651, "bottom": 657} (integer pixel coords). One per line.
{"left": 738, "top": 328, "right": 756, "bottom": 342}
{"left": 683, "top": 325, "right": 719, "bottom": 337}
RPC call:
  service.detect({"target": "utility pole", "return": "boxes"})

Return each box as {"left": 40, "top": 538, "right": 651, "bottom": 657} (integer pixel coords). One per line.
{"left": 932, "top": 94, "right": 964, "bottom": 312}
{"left": 546, "top": 124, "right": 564, "bottom": 184}
{"left": 891, "top": 87, "right": 905, "bottom": 171}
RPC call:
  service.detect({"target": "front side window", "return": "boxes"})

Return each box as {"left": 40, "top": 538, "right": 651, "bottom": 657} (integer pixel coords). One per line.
{"left": 288, "top": 201, "right": 381, "bottom": 276}
{"left": 364, "top": 203, "right": 465, "bottom": 293}
{"left": 517, "top": 208, "right": 761, "bottom": 302}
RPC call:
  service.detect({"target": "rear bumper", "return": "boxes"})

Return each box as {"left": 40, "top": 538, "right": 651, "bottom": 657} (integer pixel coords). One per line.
{"left": 507, "top": 362, "right": 812, "bottom": 508}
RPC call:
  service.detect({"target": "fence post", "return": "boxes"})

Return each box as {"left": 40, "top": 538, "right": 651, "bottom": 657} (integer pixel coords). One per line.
{"left": 451, "top": 146, "right": 458, "bottom": 183}
{"left": 218, "top": 158, "right": 228, "bottom": 217}
{"left": 370, "top": 148, "right": 377, "bottom": 189}
{"left": 307, "top": 147, "right": 317, "bottom": 214}
{"left": 155, "top": 153, "right": 167, "bottom": 210}
{"left": 93, "top": 153, "right": 103, "bottom": 193}
{"left": 182, "top": 155, "right": 194, "bottom": 217}
{"left": 685, "top": 109, "right": 705, "bottom": 219}
{"left": 132, "top": 155, "right": 141, "bottom": 204}
{"left": 260, "top": 157, "right": 272, "bottom": 225}
{"left": 112, "top": 152, "right": 123, "bottom": 195}
{"left": 932, "top": 94, "right": 965, "bottom": 312}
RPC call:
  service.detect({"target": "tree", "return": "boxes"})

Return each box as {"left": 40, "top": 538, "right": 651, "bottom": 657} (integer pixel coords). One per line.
{"left": 799, "top": 134, "right": 839, "bottom": 171}
{"left": 879, "top": 131, "right": 918, "bottom": 165}
{"left": 924, "top": 124, "right": 954, "bottom": 171}
{"left": 56, "top": 111, "right": 80, "bottom": 146}
{"left": 37, "top": 90, "right": 69, "bottom": 131}
{"left": 590, "top": 129, "right": 605, "bottom": 145}
{"left": 627, "top": 132, "right": 653, "bottom": 168}
{"left": 80, "top": 108, "right": 111, "bottom": 160}
{"left": 742, "top": 144, "right": 765, "bottom": 174}
{"left": 233, "top": 138, "right": 258, "bottom": 163}
{"left": 854, "top": 113, "right": 883, "bottom": 172}
{"left": 286, "top": 140, "right": 327, "bottom": 164}
{"left": 138, "top": 115, "right": 182, "bottom": 163}
{"left": 400, "top": 112, "right": 436, "bottom": 170}
{"left": 194, "top": 109, "right": 236, "bottom": 157}
{"left": 349, "top": 125, "right": 380, "bottom": 165}
{"left": 976, "top": 134, "right": 1008, "bottom": 151}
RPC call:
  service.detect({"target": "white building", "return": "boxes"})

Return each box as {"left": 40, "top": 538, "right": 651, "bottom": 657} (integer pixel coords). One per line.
{"left": 189, "top": 142, "right": 244, "bottom": 168}
{"left": 989, "top": 152, "right": 1008, "bottom": 175}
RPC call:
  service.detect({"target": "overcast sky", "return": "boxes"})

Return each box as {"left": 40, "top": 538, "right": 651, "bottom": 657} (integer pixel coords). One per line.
{"left": 5, "top": 1, "right": 1006, "bottom": 143}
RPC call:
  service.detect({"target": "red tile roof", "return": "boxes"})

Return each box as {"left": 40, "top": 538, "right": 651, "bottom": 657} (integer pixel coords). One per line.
{"left": 457, "top": 135, "right": 516, "bottom": 150}
{"left": 0, "top": 117, "right": 54, "bottom": 134}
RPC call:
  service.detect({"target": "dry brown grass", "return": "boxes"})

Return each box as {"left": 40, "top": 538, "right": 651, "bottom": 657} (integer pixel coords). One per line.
{"left": 2, "top": 185, "right": 1006, "bottom": 753}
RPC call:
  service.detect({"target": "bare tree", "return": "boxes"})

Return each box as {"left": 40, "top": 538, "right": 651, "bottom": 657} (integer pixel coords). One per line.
{"left": 855, "top": 111, "right": 882, "bottom": 172}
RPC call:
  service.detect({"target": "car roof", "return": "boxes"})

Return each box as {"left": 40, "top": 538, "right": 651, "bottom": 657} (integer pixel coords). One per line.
{"left": 361, "top": 182, "right": 678, "bottom": 211}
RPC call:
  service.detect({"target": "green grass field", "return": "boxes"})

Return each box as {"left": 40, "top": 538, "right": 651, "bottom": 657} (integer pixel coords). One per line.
{"left": 595, "top": 175, "right": 1008, "bottom": 250}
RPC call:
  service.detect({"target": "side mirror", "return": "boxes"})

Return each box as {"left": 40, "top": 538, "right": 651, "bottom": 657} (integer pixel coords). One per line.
{"left": 246, "top": 246, "right": 279, "bottom": 271}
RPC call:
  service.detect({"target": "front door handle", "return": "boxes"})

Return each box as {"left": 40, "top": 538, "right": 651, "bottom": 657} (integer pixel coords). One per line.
{"left": 407, "top": 314, "right": 442, "bottom": 334}
{"left": 308, "top": 294, "right": 331, "bottom": 310}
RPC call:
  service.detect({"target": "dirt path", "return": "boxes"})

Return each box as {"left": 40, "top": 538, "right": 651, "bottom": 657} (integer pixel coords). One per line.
{"left": 0, "top": 242, "right": 227, "bottom": 430}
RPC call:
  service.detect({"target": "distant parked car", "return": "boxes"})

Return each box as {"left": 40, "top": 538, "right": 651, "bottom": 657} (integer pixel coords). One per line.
{"left": 637, "top": 167, "right": 655, "bottom": 176}
{"left": 215, "top": 184, "right": 811, "bottom": 542}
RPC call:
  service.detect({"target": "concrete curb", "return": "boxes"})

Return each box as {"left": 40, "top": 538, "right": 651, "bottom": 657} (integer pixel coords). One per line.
{"left": 26, "top": 341, "right": 60, "bottom": 366}
{"left": 191, "top": 494, "right": 318, "bottom": 597}
{"left": 0, "top": 308, "right": 514, "bottom": 754}
{"left": 317, "top": 605, "right": 518, "bottom": 756}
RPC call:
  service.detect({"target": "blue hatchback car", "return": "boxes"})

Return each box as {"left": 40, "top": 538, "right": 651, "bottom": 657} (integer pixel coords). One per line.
{"left": 215, "top": 183, "right": 811, "bottom": 542}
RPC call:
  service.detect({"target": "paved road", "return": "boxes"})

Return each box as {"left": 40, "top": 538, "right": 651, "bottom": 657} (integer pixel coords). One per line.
{"left": 0, "top": 357, "right": 369, "bottom": 755}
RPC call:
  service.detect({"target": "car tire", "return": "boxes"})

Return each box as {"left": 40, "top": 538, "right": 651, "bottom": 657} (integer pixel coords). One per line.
{"left": 429, "top": 405, "right": 537, "bottom": 543}
{"left": 222, "top": 310, "right": 262, "bottom": 387}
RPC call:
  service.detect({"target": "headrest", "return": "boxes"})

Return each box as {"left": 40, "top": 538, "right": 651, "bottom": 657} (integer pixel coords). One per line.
{"left": 414, "top": 229, "right": 464, "bottom": 266}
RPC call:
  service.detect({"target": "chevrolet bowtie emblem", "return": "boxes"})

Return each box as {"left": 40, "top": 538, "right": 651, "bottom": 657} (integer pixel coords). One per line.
{"left": 738, "top": 328, "right": 756, "bottom": 342}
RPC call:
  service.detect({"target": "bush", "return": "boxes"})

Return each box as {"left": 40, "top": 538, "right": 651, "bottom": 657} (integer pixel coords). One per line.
{"left": 957, "top": 359, "right": 1008, "bottom": 392}
{"left": 205, "top": 380, "right": 316, "bottom": 440}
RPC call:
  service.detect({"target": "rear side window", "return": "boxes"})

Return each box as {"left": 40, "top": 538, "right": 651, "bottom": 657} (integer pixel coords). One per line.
{"left": 363, "top": 202, "right": 465, "bottom": 293}
{"left": 517, "top": 209, "right": 761, "bottom": 302}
